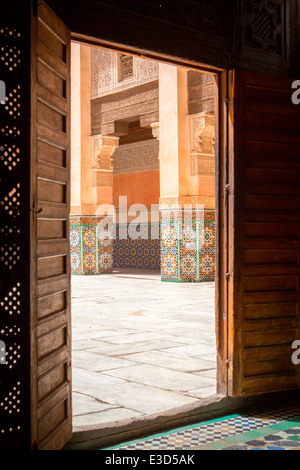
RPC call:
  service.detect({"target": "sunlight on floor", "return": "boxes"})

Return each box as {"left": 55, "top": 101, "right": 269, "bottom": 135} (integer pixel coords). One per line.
{"left": 71, "top": 269, "right": 216, "bottom": 430}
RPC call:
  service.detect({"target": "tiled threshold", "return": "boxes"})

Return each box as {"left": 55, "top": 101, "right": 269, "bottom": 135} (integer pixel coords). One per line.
{"left": 63, "top": 391, "right": 300, "bottom": 450}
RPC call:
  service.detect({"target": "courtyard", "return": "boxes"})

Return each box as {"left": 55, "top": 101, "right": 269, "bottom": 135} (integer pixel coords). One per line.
{"left": 71, "top": 268, "right": 217, "bottom": 431}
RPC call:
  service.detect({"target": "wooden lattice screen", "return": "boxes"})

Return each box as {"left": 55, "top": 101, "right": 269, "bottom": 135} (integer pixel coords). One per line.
{"left": 0, "top": 4, "right": 31, "bottom": 450}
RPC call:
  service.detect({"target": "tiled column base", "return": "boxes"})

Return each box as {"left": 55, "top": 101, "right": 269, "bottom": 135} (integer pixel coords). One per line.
{"left": 161, "top": 209, "right": 215, "bottom": 282}
{"left": 113, "top": 224, "right": 160, "bottom": 270}
{"left": 70, "top": 216, "right": 113, "bottom": 275}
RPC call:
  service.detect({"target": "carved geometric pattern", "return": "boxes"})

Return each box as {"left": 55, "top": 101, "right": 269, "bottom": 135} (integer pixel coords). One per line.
{"left": 0, "top": 225, "right": 21, "bottom": 239}
{"left": 1, "top": 342, "right": 21, "bottom": 370}
{"left": 0, "top": 244, "right": 20, "bottom": 270}
{"left": 0, "top": 125, "right": 20, "bottom": 137}
{"left": 0, "top": 382, "right": 21, "bottom": 418}
{"left": 191, "top": 156, "right": 215, "bottom": 176}
{"left": 0, "top": 27, "right": 21, "bottom": 40}
{"left": 4, "top": 85, "right": 21, "bottom": 119}
{"left": 0, "top": 284, "right": 21, "bottom": 317}
{"left": 119, "top": 54, "right": 133, "bottom": 81}
{"left": 246, "top": 0, "right": 283, "bottom": 55}
{"left": 0, "top": 19, "right": 23, "bottom": 443}
{"left": 0, "top": 324, "right": 20, "bottom": 338}
{"left": 0, "top": 340, "right": 6, "bottom": 365}
{"left": 91, "top": 47, "right": 159, "bottom": 99}
{"left": 92, "top": 170, "right": 113, "bottom": 188}
{"left": 0, "top": 44, "right": 21, "bottom": 72}
{"left": 0, "top": 184, "right": 20, "bottom": 218}
{"left": 0, "top": 144, "right": 20, "bottom": 171}
{"left": 113, "top": 140, "right": 159, "bottom": 175}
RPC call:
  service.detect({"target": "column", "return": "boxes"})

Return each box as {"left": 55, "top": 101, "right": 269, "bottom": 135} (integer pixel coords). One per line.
{"left": 91, "top": 134, "right": 119, "bottom": 205}
{"left": 159, "top": 64, "right": 216, "bottom": 282}
{"left": 70, "top": 45, "right": 115, "bottom": 275}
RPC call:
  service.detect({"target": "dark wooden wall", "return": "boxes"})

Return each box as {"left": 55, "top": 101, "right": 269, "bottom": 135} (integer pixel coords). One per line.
{"left": 47, "top": 0, "right": 299, "bottom": 76}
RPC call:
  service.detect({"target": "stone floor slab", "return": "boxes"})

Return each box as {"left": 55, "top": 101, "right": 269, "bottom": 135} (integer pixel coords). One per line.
{"left": 194, "top": 369, "right": 217, "bottom": 379}
{"left": 73, "top": 367, "right": 126, "bottom": 391}
{"left": 162, "top": 343, "right": 217, "bottom": 357}
{"left": 85, "top": 339, "right": 187, "bottom": 357}
{"left": 122, "top": 350, "right": 217, "bottom": 373}
{"left": 76, "top": 380, "right": 199, "bottom": 414}
{"left": 72, "top": 392, "right": 117, "bottom": 416}
{"left": 186, "top": 386, "right": 218, "bottom": 398}
{"left": 98, "top": 331, "right": 179, "bottom": 345}
{"left": 72, "top": 350, "right": 139, "bottom": 372}
{"left": 103, "top": 364, "right": 217, "bottom": 393}
{"left": 72, "top": 339, "right": 112, "bottom": 351}
{"left": 71, "top": 270, "right": 216, "bottom": 429}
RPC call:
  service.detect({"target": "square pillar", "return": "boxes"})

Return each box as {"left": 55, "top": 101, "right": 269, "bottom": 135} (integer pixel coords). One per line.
{"left": 160, "top": 200, "right": 215, "bottom": 282}
{"left": 158, "top": 64, "right": 216, "bottom": 282}
{"left": 70, "top": 216, "right": 114, "bottom": 275}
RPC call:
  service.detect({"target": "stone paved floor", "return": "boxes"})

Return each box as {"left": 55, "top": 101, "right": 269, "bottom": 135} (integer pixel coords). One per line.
{"left": 71, "top": 268, "right": 216, "bottom": 431}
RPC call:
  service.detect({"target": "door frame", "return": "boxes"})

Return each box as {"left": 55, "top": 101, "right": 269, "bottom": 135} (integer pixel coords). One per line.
{"left": 68, "top": 35, "right": 230, "bottom": 407}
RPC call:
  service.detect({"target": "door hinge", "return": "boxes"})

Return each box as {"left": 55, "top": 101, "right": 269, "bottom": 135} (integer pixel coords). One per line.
{"left": 225, "top": 355, "right": 232, "bottom": 366}
{"left": 225, "top": 183, "right": 230, "bottom": 195}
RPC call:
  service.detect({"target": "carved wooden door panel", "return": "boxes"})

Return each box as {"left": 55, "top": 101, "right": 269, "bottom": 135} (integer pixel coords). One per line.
{"left": 30, "top": 0, "right": 72, "bottom": 449}
{"left": 227, "top": 70, "right": 300, "bottom": 396}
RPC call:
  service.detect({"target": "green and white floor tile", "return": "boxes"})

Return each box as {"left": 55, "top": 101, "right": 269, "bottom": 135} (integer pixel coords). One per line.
{"left": 104, "top": 402, "right": 300, "bottom": 451}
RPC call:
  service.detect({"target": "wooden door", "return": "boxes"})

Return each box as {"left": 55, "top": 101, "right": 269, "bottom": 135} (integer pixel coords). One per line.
{"left": 215, "top": 71, "right": 230, "bottom": 395}
{"left": 30, "top": 0, "right": 72, "bottom": 449}
{"left": 227, "top": 70, "right": 300, "bottom": 397}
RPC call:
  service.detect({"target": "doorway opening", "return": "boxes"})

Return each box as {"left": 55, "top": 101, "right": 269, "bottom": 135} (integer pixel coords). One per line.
{"left": 69, "top": 41, "right": 220, "bottom": 432}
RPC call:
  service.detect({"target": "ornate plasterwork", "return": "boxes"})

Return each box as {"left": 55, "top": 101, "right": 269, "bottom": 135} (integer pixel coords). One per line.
{"left": 151, "top": 122, "right": 160, "bottom": 140}
{"left": 113, "top": 139, "right": 159, "bottom": 175}
{"left": 191, "top": 156, "right": 215, "bottom": 177}
{"left": 187, "top": 71, "right": 215, "bottom": 115}
{"left": 91, "top": 135, "right": 119, "bottom": 189}
{"left": 92, "top": 135, "right": 119, "bottom": 170}
{"left": 190, "top": 113, "right": 215, "bottom": 177}
{"left": 190, "top": 113, "right": 215, "bottom": 154}
{"left": 118, "top": 54, "right": 133, "bottom": 81}
{"left": 91, "top": 48, "right": 159, "bottom": 99}
{"left": 91, "top": 80, "right": 159, "bottom": 136}
{"left": 92, "top": 171, "right": 114, "bottom": 188}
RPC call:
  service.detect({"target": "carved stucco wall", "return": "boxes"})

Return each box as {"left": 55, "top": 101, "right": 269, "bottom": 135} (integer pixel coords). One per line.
{"left": 91, "top": 79, "right": 159, "bottom": 136}
{"left": 187, "top": 71, "right": 215, "bottom": 115}
{"left": 113, "top": 140, "right": 159, "bottom": 175}
{"left": 91, "top": 48, "right": 159, "bottom": 100}
{"left": 90, "top": 47, "right": 216, "bottom": 177}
